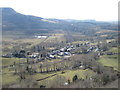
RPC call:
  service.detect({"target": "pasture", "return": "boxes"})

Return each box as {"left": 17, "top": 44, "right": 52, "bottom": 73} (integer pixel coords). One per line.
{"left": 98, "top": 55, "right": 118, "bottom": 70}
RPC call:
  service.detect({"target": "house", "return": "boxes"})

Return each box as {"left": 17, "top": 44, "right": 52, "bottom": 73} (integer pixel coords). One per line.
{"left": 70, "top": 45, "right": 74, "bottom": 48}
{"left": 87, "top": 49, "right": 90, "bottom": 53}
{"left": 26, "top": 51, "right": 32, "bottom": 55}
{"left": 36, "top": 58, "right": 44, "bottom": 62}
{"left": 58, "top": 52, "right": 64, "bottom": 56}
{"left": 18, "top": 50, "right": 26, "bottom": 57}
{"left": 35, "top": 35, "right": 47, "bottom": 39}
{"left": 86, "top": 42, "right": 90, "bottom": 45}
{"left": 60, "top": 48, "right": 65, "bottom": 52}
{"left": 89, "top": 47, "right": 93, "bottom": 50}
{"left": 87, "top": 47, "right": 94, "bottom": 53}
{"left": 12, "top": 50, "right": 26, "bottom": 58}
{"left": 49, "top": 54, "right": 55, "bottom": 59}
{"left": 79, "top": 65, "right": 85, "bottom": 69}
{"left": 2, "top": 53, "right": 13, "bottom": 58}
{"left": 55, "top": 55, "right": 61, "bottom": 59}
{"left": 64, "top": 82, "right": 68, "bottom": 85}
{"left": 64, "top": 52, "right": 71, "bottom": 56}
{"left": 94, "top": 48, "right": 100, "bottom": 52}
{"left": 50, "top": 50, "right": 60, "bottom": 55}
{"left": 67, "top": 48, "right": 72, "bottom": 52}
{"left": 29, "top": 52, "right": 39, "bottom": 58}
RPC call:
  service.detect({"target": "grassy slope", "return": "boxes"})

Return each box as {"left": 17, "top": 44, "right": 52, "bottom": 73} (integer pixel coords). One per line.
{"left": 98, "top": 47, "right": 118, "bottom": 70}
{"left": 2, "top": 68, "right": 19, "bottom": 85}
{"left": 2, "top": 58, "right": 27, "bottom": 66}
{"left": 98, "top": 55, "right": 118, "bottom": 70}
{"left": 34, "top": 69, "right": 95, "bottom": 87}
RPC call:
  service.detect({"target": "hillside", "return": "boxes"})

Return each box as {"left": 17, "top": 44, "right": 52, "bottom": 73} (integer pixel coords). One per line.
{"left": 2, "top": 8, "right": 118, "bottom": 35}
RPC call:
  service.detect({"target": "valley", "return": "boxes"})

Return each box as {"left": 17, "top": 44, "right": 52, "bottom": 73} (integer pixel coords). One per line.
{"left": 1, "top": 8, "right": 119, "bottom": 88}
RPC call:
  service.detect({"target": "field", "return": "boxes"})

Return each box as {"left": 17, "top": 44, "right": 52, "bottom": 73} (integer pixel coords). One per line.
{"left": 2, "top": 7, "right": 119, "bottom": 88}
{"left": 2, "top": 30, "right": 119, "bottom": 88}
{"left": 2, "top": 71, "right": 19, "bottom": 85}
{"left": 2, "top": 58, "right": 27, "bottom": 66}
{"left": 33, "top": 69, "right": 95, "bottom": 88}
{"left": 98, "top": 47, "right": 118, "bottom": 70}
{"left": 98, "top": 55, "right": 118, "bottom": 70}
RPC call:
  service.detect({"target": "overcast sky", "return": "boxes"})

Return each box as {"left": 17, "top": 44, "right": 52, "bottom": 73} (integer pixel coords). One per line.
{"left": 0, "top": 0, "right": 119, "bottom": 21}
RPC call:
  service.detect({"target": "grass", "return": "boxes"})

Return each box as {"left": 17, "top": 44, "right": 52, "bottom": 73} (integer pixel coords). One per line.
{"left": 96, "top": 30, "right": 119, "bottom": 34}
{"left": 90, "top": 42, "right": 98, "bottom": 45}
{"left": 60, "top": 69, "right": 95, "bottom": 80}
{"left": 106, "top": 39, "right": 116, "bottom": 43}
{"left": 98, "top": 47, "right": 119, "bottom": 70}
{"left": 98, "top": 55, "right": 118, "bottom": 70}
{"left": 2, "top": 58, "right": 27, "bottom": 66}
{"left": 47, "top": 59, "right": 62, "bottom": 63}
{"left": 2, "top": 73, "right": 19, "bottom": 85}
{"left": 35, "top": 69, "right": 95, "bottom": 87}
{"left": 2, "top": 68, "right": 19, "bottom": 85}
{"left": 45, "top": 34, "right": 65, "bottom": 43}
{"left": 107, "top": 47, "right": 118, "bottom": 53}
{"left": 32, "top": 72, "right": 59, "bottom": 80}
{"left": 71, "top": 41, "right": 87, "bottom": 44}
{"left": 2, "top": 37, "right": 46, "bottom": 51}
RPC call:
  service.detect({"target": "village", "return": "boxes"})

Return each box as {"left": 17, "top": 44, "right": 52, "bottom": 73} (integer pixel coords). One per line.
{"left": 2, "top": 33, "right": 119, "bottom": 88}
{"left": 2, "top": 41, "right": 103, "bottom": 61}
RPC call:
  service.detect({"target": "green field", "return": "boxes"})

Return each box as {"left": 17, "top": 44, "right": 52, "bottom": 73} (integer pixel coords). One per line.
{"left": 2, "top": 73, "right": 19, "bottom": 85}
{"left": 60, "top": 69, "right": 95, "bottom": 80}
{"left": 34, "top": 69, "right": 95, "bottom": 87}
{"left": 2, "top": 68, "right": 19, "bottom": 85}
{"left": 107, "top": 47, "right": 118, "bottom": 53}
{"left": 2, "top": 58, "right": 27, "bottom": 66}
{"left": 98, "top": 55, "right": 118, "bottom": 70}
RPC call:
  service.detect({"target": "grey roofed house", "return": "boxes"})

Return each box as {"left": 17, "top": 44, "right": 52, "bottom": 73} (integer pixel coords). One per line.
{"left": 36, "top": 58, "right": 44, "bottom": 62}
{"left": 89, "top": 47, "right": 93, "bottom": 50}
{"left": 2, "top": 53, "right": 13, "bottom": 58}
{"left": 66, "top": 48, "right": 73, "bottom": 52}
{"left": 87, "top": 49, "right": 90, "bottom": 52}
{"left": 64, "top": 52, "right": 71, "bottom": 56}
{"left": 85, "top": 42, "right": 90, "bottom": 44}
{"left": 50, "top": 51, "right": 59, "bottom": 55}
{"left": 87, "top": 47, "right": 94, "bottom": 52}
{"left": 94, "top": 48, "right": 100, "bottom": 52}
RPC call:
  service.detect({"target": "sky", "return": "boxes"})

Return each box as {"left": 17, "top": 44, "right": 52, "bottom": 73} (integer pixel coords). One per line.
{"left": 0, "top": 0, "right": 119, "bottom": 21}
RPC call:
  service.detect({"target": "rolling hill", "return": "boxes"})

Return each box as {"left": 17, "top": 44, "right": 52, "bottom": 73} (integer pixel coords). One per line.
{"left": 1, "top": 8, "right": 118, "bottom": 34}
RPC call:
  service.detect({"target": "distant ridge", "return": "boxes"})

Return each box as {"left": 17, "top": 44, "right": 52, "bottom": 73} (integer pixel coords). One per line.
{"left": 2, "top": 8, "right": 118, "bottom": 34}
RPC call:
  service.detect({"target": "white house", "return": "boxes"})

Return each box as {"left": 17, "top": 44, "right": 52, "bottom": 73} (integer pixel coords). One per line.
{"left": 35, "top": 35, "right": 48, "bottom": 39}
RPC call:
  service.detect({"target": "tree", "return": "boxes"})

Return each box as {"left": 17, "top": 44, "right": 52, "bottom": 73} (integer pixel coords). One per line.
{"left": 72, "top": 75, "right": 78, "bottom": 82}
{"left": 18, "top": 68, "right": 26, "bottom": 82}
{"left": 40, "top": 64, "right": 43, "bottom": 73}
{"left": 102, "top": 74, "right": 110, "bottom": 85}
{"left": 13, "top": 61, "right": 17, "bottom": 74}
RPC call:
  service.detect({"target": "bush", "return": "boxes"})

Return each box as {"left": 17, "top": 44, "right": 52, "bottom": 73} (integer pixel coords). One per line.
{"left": 72, "top": 75, "right": 78, "bottom": 82}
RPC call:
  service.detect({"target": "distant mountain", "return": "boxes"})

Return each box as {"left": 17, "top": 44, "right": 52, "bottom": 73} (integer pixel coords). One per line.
{"left": 2, "top": 8, "right": 43, "bottom": 30}
{"left": 2, "top": 8, "right": 65, "bottom": 33}
{"left": 2, "top": 8, "right": 118, "bottom": 34}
